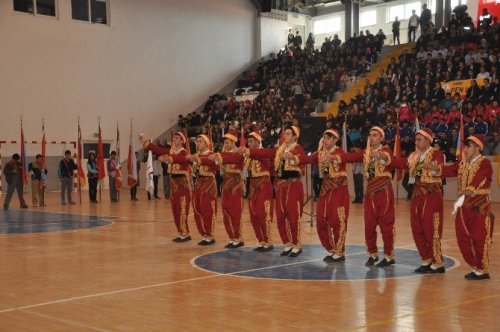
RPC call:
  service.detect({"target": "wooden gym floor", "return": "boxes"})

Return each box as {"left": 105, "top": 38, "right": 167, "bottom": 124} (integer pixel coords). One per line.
{"left": 0, "top": 191, "right": 499, "bottom": 331}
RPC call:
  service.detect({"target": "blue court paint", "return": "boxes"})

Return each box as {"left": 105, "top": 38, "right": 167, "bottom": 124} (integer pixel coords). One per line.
{"left": 193, "top": 245, "right": 457, "bottom": 281}
{"left": 0, "top": 210, "right": 113, "bottom": 234}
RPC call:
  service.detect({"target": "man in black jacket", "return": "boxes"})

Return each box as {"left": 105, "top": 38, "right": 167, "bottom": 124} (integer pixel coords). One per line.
{"left": 58, "top": 150, "right": 77, "bottom": 205}
{"left": 3, "top": 153, "right": 28, "bottom": 210}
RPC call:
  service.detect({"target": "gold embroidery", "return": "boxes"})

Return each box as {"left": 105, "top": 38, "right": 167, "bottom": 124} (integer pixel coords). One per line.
{"left": 482, "top": 214, "right": 491, "bottom": 273}
{"left": 336, "top": 206, "right": 347, "bottom": 256}
{"left": 296, "top": 200, "right": 302, "bottom": 248}
{"left": 458, "top": 157, "right": 489, "bottom": 195}
{"left": 264, "top": 199, "right": 272, "bottom": 244}
{"left": 210, "top": 200, "right": 216, "bottom": 239}
{"left": 180, "top": 196, "right": 188, "bottom": 236}
{"left": 432, "top": 212, "right": 443, "bottom": 267}
{"left": 408, "top": 148, "right": 442, "bottom": 184}
{"left": 274, "top": 143, "right": 301, "bottom": 174}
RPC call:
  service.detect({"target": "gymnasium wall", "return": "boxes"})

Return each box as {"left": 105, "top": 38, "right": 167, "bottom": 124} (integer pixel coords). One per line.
{"left": 0, "top": 0, "right": 257, "bottom": 144}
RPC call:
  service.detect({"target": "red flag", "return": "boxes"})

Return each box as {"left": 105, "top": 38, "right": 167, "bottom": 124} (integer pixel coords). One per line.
{"left": 77, "top": 121, "right": 87, "bottom": 187}
{"left": 20, "top": 122, "right": 28, "bottom": 186}
{"left": 127, "top": 125, "right": 138, "bottom": 187}
{"left": 182, "top": 128, "right": 191, "bottom": 154}
{"left": 41, "top": 123, "right": 47, "bottom": 189}
{"left": 240, "top": 124, "right": 246, "bottom": 148}
{"left": 115, "top": 123, "right": 123, "bottom": 189}
{"left": 394, "top": 119, "right": 402, "bottom": 182}
{"left": 97, "top": 124, "right": 106, "bottom": 186}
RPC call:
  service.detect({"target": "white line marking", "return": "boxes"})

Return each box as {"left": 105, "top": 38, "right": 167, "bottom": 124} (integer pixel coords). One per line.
{"left": 0, "top": 243, "right": 461, "bottom": 315}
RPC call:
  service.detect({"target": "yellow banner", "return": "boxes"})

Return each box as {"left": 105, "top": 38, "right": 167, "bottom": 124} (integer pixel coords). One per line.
{"left": 441, "top": 78, "right": 485, "bottom": 96}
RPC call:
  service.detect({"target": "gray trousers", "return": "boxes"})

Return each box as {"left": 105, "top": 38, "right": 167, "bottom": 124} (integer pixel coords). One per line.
{"left": 109, "top": 177, "right": 118, "bottom": 201}
{"left": 4, "top": 178, "right": 26, "bottom": 208}
{"left": 60, "top": 177, "right": 73, "bottom": 202}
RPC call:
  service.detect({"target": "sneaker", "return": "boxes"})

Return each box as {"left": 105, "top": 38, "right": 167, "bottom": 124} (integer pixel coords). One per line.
{"left": 365, "top": 256, "right": 379, "bottom": 267}
{"left": 414, "top": 265, "right": 432, "bottom": 274}
{"left": 376, "top": 258, "right": 396, "bottom": 267}
{"left": 429, "top": 266, "right": 446, "bottom": 274}
{"left": 288, "top": 249, "right": 302, "bottom": 257}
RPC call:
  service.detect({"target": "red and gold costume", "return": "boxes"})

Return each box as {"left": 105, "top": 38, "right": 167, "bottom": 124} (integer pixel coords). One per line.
{"left": 192, "top": 144, "right": 219, "bottom": 241}
{"left": 392, "top": 146, "right": 445, "bottom": 267}
{"left": 300, "top": 140, "right": 349, "bottom": 257}
{"left": 249, "top": 142, "right": 305, "bottom": 250}
{"left": 241, "top": 134, "right": 274, "bottom": 247}
{"left": 440, "top": 153, "right": 494, "bottom": 275}
{"left": 340, "top": 143, "right": 395, "bottom": 259}
{"left": 144, "top": 137, "right": 191, "bottom": 238}
{"left": 208, "top": 131, "right": 245, "bottom": 243}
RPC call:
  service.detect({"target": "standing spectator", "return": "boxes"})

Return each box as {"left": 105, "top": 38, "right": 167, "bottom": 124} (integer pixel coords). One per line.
{"left": 58, "top": 150, "right": 77, "bottom": 205}
{"left": 420, "top": 4, "right": 432, "bottom": 35}
{"left": 107, "top": 151, "right": 120, "bottom": 202}
{"left": 294, "top": 31, "right": 302, "bottom": 49}
{"left": 148, "top": 154, "right": 161, "bottom": 200}
{"left": 392, "top": 17, "right": 401, "bottom": 45}
{"left": 130, "top": 151, "right": 140, "bottom": 201}
{"left": 352, "top": 155, "right": 364, "bottom": 204}
{"left": 375, "top": 29, "right": 386, "bottom": 52}
{"left": 305, "top": 33, "right": 315, "bottom": 51}
{"left": 408, "top": 9, "right": 419, "bottom": 42}
{"left": 287, "top": 29, "right": 294, "bottom": 48}
{"left": 28, "top": 154, "right": 47, "bottom": 207}
{"left": 3, "top": 153, "right": 28, "bottom": 210}
{"left": 87, "top": 152, "right": 98, "bottom": 203}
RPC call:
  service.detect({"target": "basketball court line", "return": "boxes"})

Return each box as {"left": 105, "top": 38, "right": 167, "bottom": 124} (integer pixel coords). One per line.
{"left": 0, "top": 241, "right": 459, "bottom": 315}
{"left": 22, "top": 309, "right": 112, "bottom": 332}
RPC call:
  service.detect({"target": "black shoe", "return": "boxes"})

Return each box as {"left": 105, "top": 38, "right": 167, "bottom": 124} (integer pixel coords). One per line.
{"left": 261, "top": 245, "right": 274, "bottom": 252}
{"left": 365, "top": 256, "right": 379, "bottom": 267}
{"left": 232, "top": 242, "right": 244, "bottom": 249}
{"left": 289, "top": 249, "right": 302, "bottom": 257}
{"left": 198, "top": 239, "right": 215, "bottom": 246}
{"left": 414, "top": 265, "right": 433, "bottom": 274}
{"left": 464, "top": 272, "right": 476, "bottom": 279}
{"left": 376, "top": 258, "right": 396, "bottom": 267}
{"left": 467, "top": 273, "right": 490, "bottom": 280}
{"left": 225, "top": 242, "right": 235, "bottom": 249}
{"left": 430, "top": 266, "right": 446, "bottom": 274}
{"left": 3, "top": 205, "right": 8, "bottom": 211}
{"left": 253, "top": 246, "right": 264, "bottom": 252}
{"left": 280, "top": 248, "right": 293, "bottom": 256}
{"left": 20, "top": 204, "right": 28, "bottom": 209}
{"left": 178, "top": 236, "right": 191, "bottom": 243}
{"left": 332, "top": 256, "right": 345, "bottom": 262}
{"left": 323, "top": 255, "right": 335, "bottom": 262}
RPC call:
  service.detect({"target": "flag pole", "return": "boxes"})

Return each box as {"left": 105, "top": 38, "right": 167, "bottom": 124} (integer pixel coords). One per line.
{"left": 395, "top": 109, "right": 399, "bottom": 205}
{"left": 116, "top": 119, "right": 120, "bottom": 202}
{"left": 77, "top": 115, "right": 82, "bottom": 205}
{"left": 98, "top": 116, "right": 102, "bottom": 205}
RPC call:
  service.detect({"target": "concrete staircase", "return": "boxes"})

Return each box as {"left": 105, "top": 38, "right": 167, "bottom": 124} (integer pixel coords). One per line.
{"left": 324, "top": 43, "right": 415, "bottom": 117}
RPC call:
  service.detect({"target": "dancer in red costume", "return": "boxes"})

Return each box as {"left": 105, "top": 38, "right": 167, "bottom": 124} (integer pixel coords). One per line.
{"left": 205, "top": 129, "right": 245, "bottom": 249}
{"left": 299, "top": 129, "right": 350, "bottom": 262}
{"left": 337, "top": 126, "right": 396, "bottom": 267}
{"left": 141, "top": 132, "right": 192, "bottom": 242}
{"left": 391, "top": 128, "right": 445, "bottom": 273}
{"left": 425, "top": 134, "right": 495, "bottom": 280}
{"left": 247, "top": 126, "right": 305, "bottom": 257}
{"left": 187, "top": 134, "right": 219, "bottom": 245}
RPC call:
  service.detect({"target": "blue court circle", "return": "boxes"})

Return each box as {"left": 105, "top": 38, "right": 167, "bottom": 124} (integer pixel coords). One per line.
{"left": 0, "top": 210, "right": 113, "bottom": 234}
{"left": 193, "top": 244, "right": 457, "bottom": 281}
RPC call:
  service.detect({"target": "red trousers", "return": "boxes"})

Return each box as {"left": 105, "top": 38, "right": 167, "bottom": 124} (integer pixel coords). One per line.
{"left": 456, "top": 205, "right": 494, "bottom": 272}
{"left": 364, "top": 185, "right": 395, "bottom": 257}
{"left": 316, "top": 185, "right": 349, "bottom": 255}
{"left": 221, "top": 175, "right": 244, "bottom": 241}
{"left": 170, "top": 177, "right": 191, "bottom": 236}
{"left": 410, "top": 190, "right": 443, "bottom": 266}
{"left": 248, "top": 177, "right": 273, "bottom": 245}
{"left": 192, "top": 177, "right": 217, "bottom": 239}
{"left": 275, "top": 179, "right": 303, "bottom": 249}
